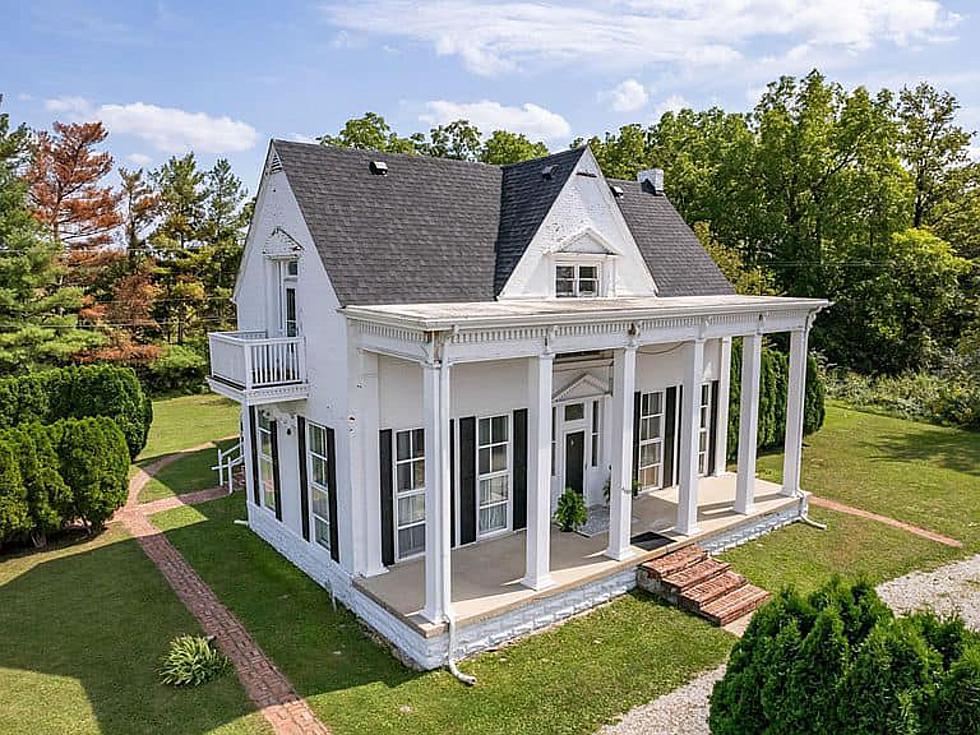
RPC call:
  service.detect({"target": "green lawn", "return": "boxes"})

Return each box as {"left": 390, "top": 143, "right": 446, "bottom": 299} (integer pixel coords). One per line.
{"left": 0, "top": 524, "right": 268, "bottom": 735}
{"left": 141, "top": 394, "right": 241, "bottom": 461}
{"left": 753, "top": 402, "right": 980, "bottom": 551}
{"left": 153, "top": 494, "right": 736, "bottom": 735}
{"left": 139, "top": 439, "right": 238, "bottom": 504}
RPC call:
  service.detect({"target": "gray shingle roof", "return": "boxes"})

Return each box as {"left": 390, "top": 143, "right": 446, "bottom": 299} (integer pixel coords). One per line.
{"left": 271, "top": 140, "right": 732, "bottom": 305}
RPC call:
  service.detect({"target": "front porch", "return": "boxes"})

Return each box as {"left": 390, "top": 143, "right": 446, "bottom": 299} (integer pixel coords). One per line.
{"left": 356, "top": 473, "right": 796, "bottom": 636}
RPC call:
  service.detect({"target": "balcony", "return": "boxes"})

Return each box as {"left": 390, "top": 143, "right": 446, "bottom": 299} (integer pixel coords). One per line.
{"left": 207, "top": 330, "right": 309, "bottom": 405}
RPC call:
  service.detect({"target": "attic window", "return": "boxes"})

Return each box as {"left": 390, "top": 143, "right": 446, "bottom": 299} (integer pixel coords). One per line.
{"left": 369, "top": 161, "right": 388, "bottom": 176}
{"left": 556, "top": 263, "right": 600, "bottom": 298}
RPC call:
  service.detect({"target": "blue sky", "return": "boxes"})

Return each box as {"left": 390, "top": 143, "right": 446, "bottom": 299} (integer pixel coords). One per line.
{"left": 5, "top": 0, "right": 979, "bottom": 191}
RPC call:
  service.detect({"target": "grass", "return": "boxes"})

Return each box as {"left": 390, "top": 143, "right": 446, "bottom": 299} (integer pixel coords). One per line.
{"left": 153, "top": 494, "right": 736, "bottom": 735}
{"left": 140, "top": 394, "right": 240, "bottom": 461}
{"left": 0, "top": 523, "right": 268, "bottom": 735}
{"left": 753, "top": 402, "right": 980, "bottom": 551}
{"left": 138, "top": 439, "right": 238, "bottom": 504}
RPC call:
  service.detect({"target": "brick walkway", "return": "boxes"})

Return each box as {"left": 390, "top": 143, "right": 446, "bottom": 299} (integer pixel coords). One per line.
{"left": 119, "top": 448, "right": 330, "bottom": 735}
{"left": 809, "top": 495, "right": 963, "bottom": 548}
{"left": 139, "top": 485, "right": 231, "bottom": 515}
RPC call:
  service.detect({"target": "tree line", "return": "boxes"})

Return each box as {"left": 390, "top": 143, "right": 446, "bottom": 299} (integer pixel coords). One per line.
{"left": 0, "top": 69, "right": 977, "bottom": 402}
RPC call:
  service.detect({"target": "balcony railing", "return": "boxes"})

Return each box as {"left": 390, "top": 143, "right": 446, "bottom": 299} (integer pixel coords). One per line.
{"left": 209, "top": 330, "right": 307, "bottom": 391}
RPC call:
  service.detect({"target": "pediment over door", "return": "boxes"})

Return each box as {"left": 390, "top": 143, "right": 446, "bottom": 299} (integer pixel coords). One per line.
{"left": 553, "top": 373, "right": 610, "bottom": 402}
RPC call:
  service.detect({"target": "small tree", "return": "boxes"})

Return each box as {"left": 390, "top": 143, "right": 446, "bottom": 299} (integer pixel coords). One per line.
{"left": 54, "top": 417, "right": 129, "bottom": 533}
{"left": 0, "top": 436, "right": 29, "bottom": 543}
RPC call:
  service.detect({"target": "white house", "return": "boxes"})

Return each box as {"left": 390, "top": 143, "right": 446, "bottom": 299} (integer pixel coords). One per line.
{"left": 208, "top": 141, "right": 828, "bottom": 670}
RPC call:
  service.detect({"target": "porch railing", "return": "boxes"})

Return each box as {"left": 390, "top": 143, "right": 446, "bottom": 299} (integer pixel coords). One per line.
{"left": 209, "top": 330, "right": 307, "bottom": 390}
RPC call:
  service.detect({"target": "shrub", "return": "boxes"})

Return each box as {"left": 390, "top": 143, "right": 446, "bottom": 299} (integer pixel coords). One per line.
{"left": 51, "top": 417, "right": 129, "bottom": 534}
{"left": 0, "top": 365, "right": 152, "bottom": 459}
{"left": 7, "top": 426, "right": 72, "bottom": 547}
{"left": 142, "top": 343, "right": 209, "bottom": 396}
{"left": 726, "top": 343, "right": 826, "bottom": 460}
{"left": 0, "top": 437, "right": 29, "bottom": 543}
{"left": 158, "top": 635, "right": 230, "bottom": 687}
{"left": 554, "top": 488, "right": 587, "bottom": 532}
{"left": 710, "top": 579, "right": 977, "bottom": 735}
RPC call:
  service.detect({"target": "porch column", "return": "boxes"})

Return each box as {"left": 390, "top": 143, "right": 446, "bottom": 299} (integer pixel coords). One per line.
{"left": 677, "top": 339, "right": 705, "bottom": 536}
{"left": 421, "top": 359, "right": 452, "bottom": 623}
{"left": 781, "top": 327, "right": 810, "bottom": 497}
{"left": 605, "top": 345, "right": 637, "bottom": 560}
{"left": 712, "top": 337, "right": 733, "bottom": 476}
{"left": 735, "top": 334, "right": 762, "bottom": 514}
{"left": 358, "top": 350, "right": 386, "bottom": 577}
{"left": 523, "top": 353, "right": 555, "bottom": 590}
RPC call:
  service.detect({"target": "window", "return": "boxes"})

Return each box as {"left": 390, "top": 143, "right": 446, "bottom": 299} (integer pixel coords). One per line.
{"left": 556, "top": 263, "right": 600, "bottom": 298}
{"left": 637, "top": 391, "right": 665, "bottom": 490}
{"left": 257, "top": 412, "right": 277, "bottom": 513}
{"left": 698, "top": 383, "right": 712, "bottom": 476}
{"left": 591, "top": 400, "right": 600, "bottom": 466}
{"left": 564, "top": 402, "right": 585, "bottom": 421}
{"left": 307, "top": 422, "right": 331, "bottom": 551}
{"left": 478, "top": 415, "right": 510, "bottom": 536}
{"left": 395, "top": 429, "right": 425, "bottom": 559}
{"left": 280, "top": 259, "right": 298, "bottom": 337}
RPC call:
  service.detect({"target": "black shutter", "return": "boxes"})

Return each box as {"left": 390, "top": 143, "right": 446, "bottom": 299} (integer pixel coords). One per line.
{"left": 459, "top": 416, "right": 477, "bottom": 544}
{"left": 379, "top": 429, "right": 394, "bottom": 567}
{"left": 249, "top": 406, "right": 260, "bottom": 505}
{"left": 297, "top": 416, "right": 310, "bottom": 541}
{"left": 664, "top": 387, "right": 677, "bottom": 487}
{"left": 326, "top": 427, "right": 339, "bottom": 562}
{"left": 512, "top": 409, "right": 528, "bottom": 530}
{"left": 632, "top": 392, "right": 642, "bottom": 480}
{"left": 269, "top": 419, "right": 282, "bottom": 521}
{"left": 708, "top": 380, "right": 720, "bottom": 475}
{"left": 450, "top": 419, "right": 457, "bottom": 547}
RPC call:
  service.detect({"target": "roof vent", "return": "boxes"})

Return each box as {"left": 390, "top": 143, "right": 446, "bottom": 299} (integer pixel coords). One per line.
{"left": 637, "top": 168, "right": 664, "bottom": 195}
{"left": 369, "top": 160, "right": 389, "bottom": 176}
{"left": 267, "top": 151, "right": 283, "bottom": 175}
{"left": 541, "top": 164, "right": 557, "bottom": 180}
{"left": 610, "top": 184, "right": 625, "bottom": 198}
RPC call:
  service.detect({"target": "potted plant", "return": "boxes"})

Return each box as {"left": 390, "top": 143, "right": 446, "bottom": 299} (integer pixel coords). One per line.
{"left": 554, "top": 488, "right": 587, "bottom": 532}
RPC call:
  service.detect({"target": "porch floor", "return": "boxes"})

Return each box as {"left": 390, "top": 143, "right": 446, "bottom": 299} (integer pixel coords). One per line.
{"left": 354, "top": 473, "right": 793, "bottom": 636}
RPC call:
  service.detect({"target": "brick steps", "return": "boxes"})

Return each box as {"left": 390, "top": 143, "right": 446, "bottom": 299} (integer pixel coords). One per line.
{"left": 637, "top": 544, "right": 770, "bottom": 627}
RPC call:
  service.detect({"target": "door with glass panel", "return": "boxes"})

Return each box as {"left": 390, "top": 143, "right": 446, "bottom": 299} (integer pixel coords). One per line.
{"left": 637, "top": 391, "right": 666, "bottom": 491}
{"left": 394, "top": 428, "right": 425, "bottom": 559}
{"left": 477, "top": 415, "right": 510, "bottom": 536}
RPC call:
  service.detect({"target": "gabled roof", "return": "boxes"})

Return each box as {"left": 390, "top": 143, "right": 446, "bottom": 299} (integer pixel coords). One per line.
{"left": 271, "top": 140, "right": 733, "bottom": 306}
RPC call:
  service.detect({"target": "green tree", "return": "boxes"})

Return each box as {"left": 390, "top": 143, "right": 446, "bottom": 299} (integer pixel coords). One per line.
{"left": 318, "top": 112, "right": 417, "bottom": 154}
{"left": 416, "top": 119, "right": 483, "bottom": 160}
{"left": 479, "top": 130, "right": 549, "bottom": 165}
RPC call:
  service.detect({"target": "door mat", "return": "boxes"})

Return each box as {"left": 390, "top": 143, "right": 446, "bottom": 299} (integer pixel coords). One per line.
{"left": 629, "top": 531, "right": 674, "bottom": 551}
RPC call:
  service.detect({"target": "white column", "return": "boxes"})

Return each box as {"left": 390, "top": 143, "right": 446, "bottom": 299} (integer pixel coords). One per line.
{"left": 421, "top": 359, "right": 452, "bottom": 623}
{"left": 358, "top": 351, "right": 386, "bottom": 577}
{"left": 523, "top": 354, "right": 555, "bottom": 590}
{"left": 781, "top": 327, "right": 810, "bottom": 497}
{"left": 606, "top": 345, "right": 637, "bottom": 560}
{"left": 713, "top": 337, "right": 733, "bottom": 476}
{"left": 677, "top": 339, "right": 705, "bottom": 536}
{"left": 735, "top": 334, "right": 762, "bottom": 514}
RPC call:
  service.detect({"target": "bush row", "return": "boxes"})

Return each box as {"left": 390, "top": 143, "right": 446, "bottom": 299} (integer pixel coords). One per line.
{"left": 0, "top": 364, "right": 152, "bottom": 458}
{"left": 0, "top": 417, "right": 130, "bottom": 546}
{"left": 726, "top": 343, "right": 825, "bottom": 460}
{"left": 827, "top": 369, "right": 980, "bottom": 430}
{"left": 709, "top": 578, "right": 980, "bottom": 735}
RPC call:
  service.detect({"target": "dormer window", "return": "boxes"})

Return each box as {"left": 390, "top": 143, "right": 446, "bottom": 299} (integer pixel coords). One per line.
{"left": 556, "top": 263, "right": 600, "bottom": 298}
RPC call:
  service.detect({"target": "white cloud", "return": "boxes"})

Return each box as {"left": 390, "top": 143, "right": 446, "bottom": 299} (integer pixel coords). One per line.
{"left": 606, "top": 79, "right": 648, "bottom": 113}
{"left": 323, "top": 1, "right": 958, "bottom": 77}
{"left": 43, "top": 97, "right": 258, "bottom": 154}
{"left": 652, "top": 94, "right": 691, "bottom": 121}
{"left": 125, "top": 153, "right": 153, "bottom": 166}
{"left": 420, "top": 100, "right": 571, "bottom": 140}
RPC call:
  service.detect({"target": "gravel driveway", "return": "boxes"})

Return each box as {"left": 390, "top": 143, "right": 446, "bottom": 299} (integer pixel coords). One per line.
{"left": 600, "top": 553, "right": 980, "bottom": 735}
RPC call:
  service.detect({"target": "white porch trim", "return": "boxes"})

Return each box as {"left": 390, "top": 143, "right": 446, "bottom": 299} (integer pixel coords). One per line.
{"left": 421, "top": 360, "right": 453, "bottom": 623}
{"left": 781, "top": 326, "right": 810, "bottom": 497}
{"left": 676, "top": 338, "right": 705, "bottom": 535}
{"left": 523, "top": 354, "right": 556, "bottom": 589}
{"left": 605, "top": 345, "right": 637, "bottom": 560}
{"left": 735, "top": 334, "right": 762, "bottom": 514}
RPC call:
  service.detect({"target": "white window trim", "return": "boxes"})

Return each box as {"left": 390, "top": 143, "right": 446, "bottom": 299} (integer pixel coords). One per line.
{"left": 555, "top": 257, "right": 606, "bottom": 298}
{"left": 698, "top": 383, "right": 712, "bottom": 477}
{"left": 279, "top": 258, "right": 298, "bottom": 337}
{"left": 306, "top": 421, "right": 331, "bottom": 551}
{"left": 477, "top": 414, "right": 512, "bottom": 538}
{"left": 637, "top": 390, "right": 666, "bottom": 492}
{"left": 256, "top": 412, "right": 277, "bottom": 515}
{"left": 394, "top": 428, "right": 426, "bottom": 561}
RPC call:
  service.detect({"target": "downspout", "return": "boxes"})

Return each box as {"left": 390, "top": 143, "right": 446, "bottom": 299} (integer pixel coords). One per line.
{"left": 795, "top": 493, "right": 827, "bottom": 530}
{"left": 445, "top": 613, "right": 476, "bottom": 686}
